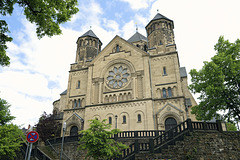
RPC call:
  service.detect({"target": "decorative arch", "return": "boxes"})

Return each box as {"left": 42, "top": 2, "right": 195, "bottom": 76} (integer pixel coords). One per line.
{"left": 65, "top": 113, "right": 84, "bottom": 136}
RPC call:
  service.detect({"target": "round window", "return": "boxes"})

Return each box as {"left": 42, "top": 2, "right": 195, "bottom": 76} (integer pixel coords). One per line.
{"left": 105, "top": 64, "right": 131, "bottom": 89}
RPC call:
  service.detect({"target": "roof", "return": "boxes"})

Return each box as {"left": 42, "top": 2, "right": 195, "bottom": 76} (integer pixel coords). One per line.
{"left": 128, "top": 32, "right": 148, "bottom": 43}
{"left": 152, "top": 13, "right": 172, "bottom": 22}
{"left": 179, "top": 67, "right": 187, "bottom": 78}
{"left": 60, "top": 89, "right": 67, "bottom": 95}
{"left": 80, "top": 29, "right": 99, "bottom": 39}
{"left": 146, "top": 13, "right": 173, "bottom": 28}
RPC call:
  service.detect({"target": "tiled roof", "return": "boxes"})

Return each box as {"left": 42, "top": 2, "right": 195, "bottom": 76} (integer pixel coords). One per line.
{"left": 128, "top": 32, "right": 148, "bottom": 43}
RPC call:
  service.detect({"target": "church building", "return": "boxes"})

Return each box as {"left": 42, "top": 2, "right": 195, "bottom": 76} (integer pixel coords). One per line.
{"left": 53, "top": 13, "right": 197, "bottom": 136}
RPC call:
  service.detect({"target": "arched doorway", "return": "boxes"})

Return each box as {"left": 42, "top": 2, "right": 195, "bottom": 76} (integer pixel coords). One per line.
{"left": 70, "top": 126, "right": 78, "bottom": 136}
{"left": 165, "top": 117, "right": 177, "bottom": 131}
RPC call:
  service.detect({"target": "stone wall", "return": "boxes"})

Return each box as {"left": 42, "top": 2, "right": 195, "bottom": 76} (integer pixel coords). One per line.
{"left": 136, "top": 131, "right": 240, "bottom": 160}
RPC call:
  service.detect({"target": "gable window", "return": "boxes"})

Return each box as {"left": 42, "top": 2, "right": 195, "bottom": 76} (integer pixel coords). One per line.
{"left": 162, "top": 88, "right": 167, "bottom": 98}
{"left": 78, "top": 99, "right": 81, "bottom": 108}
{"left": 77, "top": 81, "right": 80, "bottom": 89}
{"left": 137, "top": 114, "right": 141, "bottom": 122}
{"left": 109, "top": 117, "right": 112, "bottom": 124}
{"left": 159, "top": 40, "right": 163, "bottom": 45}
{"left": 168, "top": 87, "right": 172, "bottom": 97}
{"left": 116, "top": 44, "right": 120, "bottom": 52}
{"left": 163, "top": 67, "right": 167, "bottom": 75}
{"left": 123, "top": 115, "right": 126, "bottom": 124}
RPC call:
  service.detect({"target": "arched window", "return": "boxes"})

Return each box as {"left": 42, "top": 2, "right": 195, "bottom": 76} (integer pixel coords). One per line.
{"left": 116, "top": 45, "right": 120, "bottom": 52}
{"left": 159, "top": 40, "right": 163, "bottom": 45}
{"left": 165, "top": 117, "right": 177, "bottom": 131}
{"left": 123, "top": 115, "right": 126, "bottom": 124}
{"left": 137, "top": 114, "right": 141, "bottom": 122}
{"left": 136, "top": 44, "right": 140, "bottom": 48}
{"left": 163, "top": 67, "right": 167, "bottom": 75}
{"left": 109, "top": 117, "right": 112, "bottom": 124}
{"left": 78, "top": 99, "right": 81, "bottom": 108}
{"left": 74, "top": 99, "right": 77, "bottom": 108}
{"left": 70, "top": 126, "right": 78, "bottom": 136}
{"left": 162, "top": 88, "right": 167, "bottom": 98}
{"left": 168, "top": 87, "right": 172, "bottom": 97}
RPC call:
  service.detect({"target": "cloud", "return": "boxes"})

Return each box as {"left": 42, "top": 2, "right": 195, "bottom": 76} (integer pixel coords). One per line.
{"left": 120, "top": 0, "right": 155, "bottom": 10}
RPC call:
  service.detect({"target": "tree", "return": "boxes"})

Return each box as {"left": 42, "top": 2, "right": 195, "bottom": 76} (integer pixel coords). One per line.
{"left": 0, "top": 0, "right": 79, "bottom": 67}
{"left": 189, "top": 36, "right": 240, "bottom": 123}
{"left": 35, "top": 111, "right": 61, "bottom": 142}
{"left": 226, "top": 122, "right": 237, "bottom": 131}
{"left": 0, "top": 98, "right": 15, "bottom": 125}
{"left": 78, "top": 119, "right": 128, "bottom": 160}
{"left": 0, "top": 98, "right": 23, "bottom": 160}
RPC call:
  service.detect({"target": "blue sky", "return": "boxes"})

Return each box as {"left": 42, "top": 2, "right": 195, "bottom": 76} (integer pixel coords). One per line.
{"left": 1, "top": 0, "right": 240, "bottom": 128}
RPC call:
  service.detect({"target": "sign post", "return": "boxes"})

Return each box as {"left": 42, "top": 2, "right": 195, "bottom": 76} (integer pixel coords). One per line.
{"left": 26, "top": 131, "right": 39, "bottom": 160}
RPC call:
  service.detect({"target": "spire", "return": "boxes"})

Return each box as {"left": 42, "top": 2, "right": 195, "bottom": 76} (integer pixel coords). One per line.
{"left": 145, "top": 12, "right": 173, "bottom": 29}
{"left": 80, "top": 29, "right": 99, "bottom": 39}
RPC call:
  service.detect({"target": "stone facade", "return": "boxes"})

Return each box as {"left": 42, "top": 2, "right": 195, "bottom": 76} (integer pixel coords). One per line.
{"left": 53, "top": 13, "right": 197, "bottom": 136}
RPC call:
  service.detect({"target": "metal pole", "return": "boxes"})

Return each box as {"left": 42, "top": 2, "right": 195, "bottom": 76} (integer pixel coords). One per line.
{"left": 60, "top": 122, "right": 66, "bottom": 160}
{"left": 27, "top": 143, "right": 33, "bottom": 160}
{"left": 24, "top": 142, "right": 29, "bottom": 160}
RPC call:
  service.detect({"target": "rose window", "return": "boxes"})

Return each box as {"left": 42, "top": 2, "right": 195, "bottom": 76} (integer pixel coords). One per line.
{"left": 106, "top": 65, "right": 130, "bottom": 89}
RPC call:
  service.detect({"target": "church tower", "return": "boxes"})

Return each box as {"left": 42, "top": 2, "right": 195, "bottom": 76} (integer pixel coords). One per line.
{"left": 75, "top": 30, "right": 102, "bottom": 67}
{"left": 146, "top": 13, "right": 176, "bottom": 54}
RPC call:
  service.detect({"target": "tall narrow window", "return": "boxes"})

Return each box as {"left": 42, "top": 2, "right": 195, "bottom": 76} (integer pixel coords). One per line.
{"left": 74, "top": 99, "right": 77, "bottom": 108}
{"left": 163, "top": 88, "right": 167, "bottom": 98}
{"left": 116, "top": 45, "right": 120, "bottom": 52}
{"left": 137, "top": 114, "right": 141, "bottom": 122}
{"left": 163, "top": 67, "right": 167, "bottom": 75}
{"left": 77, "top": 81, "right": 80, "bottom": 89}
{"left": 144, "top": 45, "right": 147, "bottom": 51}
{"left": 123, "top": 115, "right": 126, "bottom": 124}
{"left": 78, "top": 99, "right": 81, "bottom": 108}
{"left": 168, "top": 87, "right": 172, "bottom": 97}
{"left": 109, "top": 117, "right": 112, "bottom": 124}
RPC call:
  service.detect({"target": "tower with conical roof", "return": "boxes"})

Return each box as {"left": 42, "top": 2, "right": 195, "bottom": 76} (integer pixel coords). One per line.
{"left": 145, "top": 13, "right": 176, "bottom": 54}
{"left": 75, "top": 30, "right": 102, "bottom": 67}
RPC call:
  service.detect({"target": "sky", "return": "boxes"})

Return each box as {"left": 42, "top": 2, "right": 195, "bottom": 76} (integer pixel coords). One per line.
{"left": 1, "top": 0, "right": 240, "bottom": 128}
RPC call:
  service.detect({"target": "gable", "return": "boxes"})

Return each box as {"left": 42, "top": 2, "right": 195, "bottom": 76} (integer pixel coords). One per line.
{"left": 91, "top": 35, "right": 148, "bottom": 65}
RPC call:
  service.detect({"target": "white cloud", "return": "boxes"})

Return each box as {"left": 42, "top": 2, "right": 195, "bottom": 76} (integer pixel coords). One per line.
{"left": 120, "top": 0, "right": 155, "bottom": 10}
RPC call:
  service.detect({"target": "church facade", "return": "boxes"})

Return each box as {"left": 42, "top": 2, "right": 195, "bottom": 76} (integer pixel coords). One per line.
{"left": 53, "top": 13, "right": 197, "bottom": 136}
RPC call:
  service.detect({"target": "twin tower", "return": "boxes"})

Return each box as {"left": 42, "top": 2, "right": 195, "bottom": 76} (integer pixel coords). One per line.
{"left": 74, "top": 13, "right": 176, "bottom": 67}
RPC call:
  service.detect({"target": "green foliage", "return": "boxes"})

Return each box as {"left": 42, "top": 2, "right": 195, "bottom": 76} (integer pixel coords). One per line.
{"left": 0, "top": 98, "right": 23, "bottom": 159}
{"left": 189, "top": 36, "right": 240, "bottom": 123}
{"left": 0, "top": 20, "right": 12, "bottom": 66}
{"left": 0, "top": 124, "right": 24, "bottom": 160}
{"left": 35, "top": 111, "right": 61, "bottom": 141}
{"left": 226, "top": 122, "right": 237, "bottom": 131}
{"left": 0, "top": 98, "right": 15, "bottom": 125}
{"left": 0, "top": 0, "right": 79, "bottom": 67}
{"left": 78, "top": 119, "right": 128, "bottom": 160}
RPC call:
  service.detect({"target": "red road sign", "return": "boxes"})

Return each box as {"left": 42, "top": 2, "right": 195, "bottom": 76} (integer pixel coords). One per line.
{"left": 26, "top": 131, "right": 39, "bottom": 143}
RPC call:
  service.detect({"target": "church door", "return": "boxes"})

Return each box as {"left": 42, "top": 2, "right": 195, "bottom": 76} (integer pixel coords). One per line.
{"left": 165, "top": 117, "right": 177, "bottom": 131}
{"left": 70, "top": 126, "right": 78, "bottom": 136}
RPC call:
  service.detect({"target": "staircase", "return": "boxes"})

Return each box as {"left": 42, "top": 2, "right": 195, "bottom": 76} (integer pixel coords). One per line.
{"left": 113, "top": 119, "right": 223, "bottom": 160}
